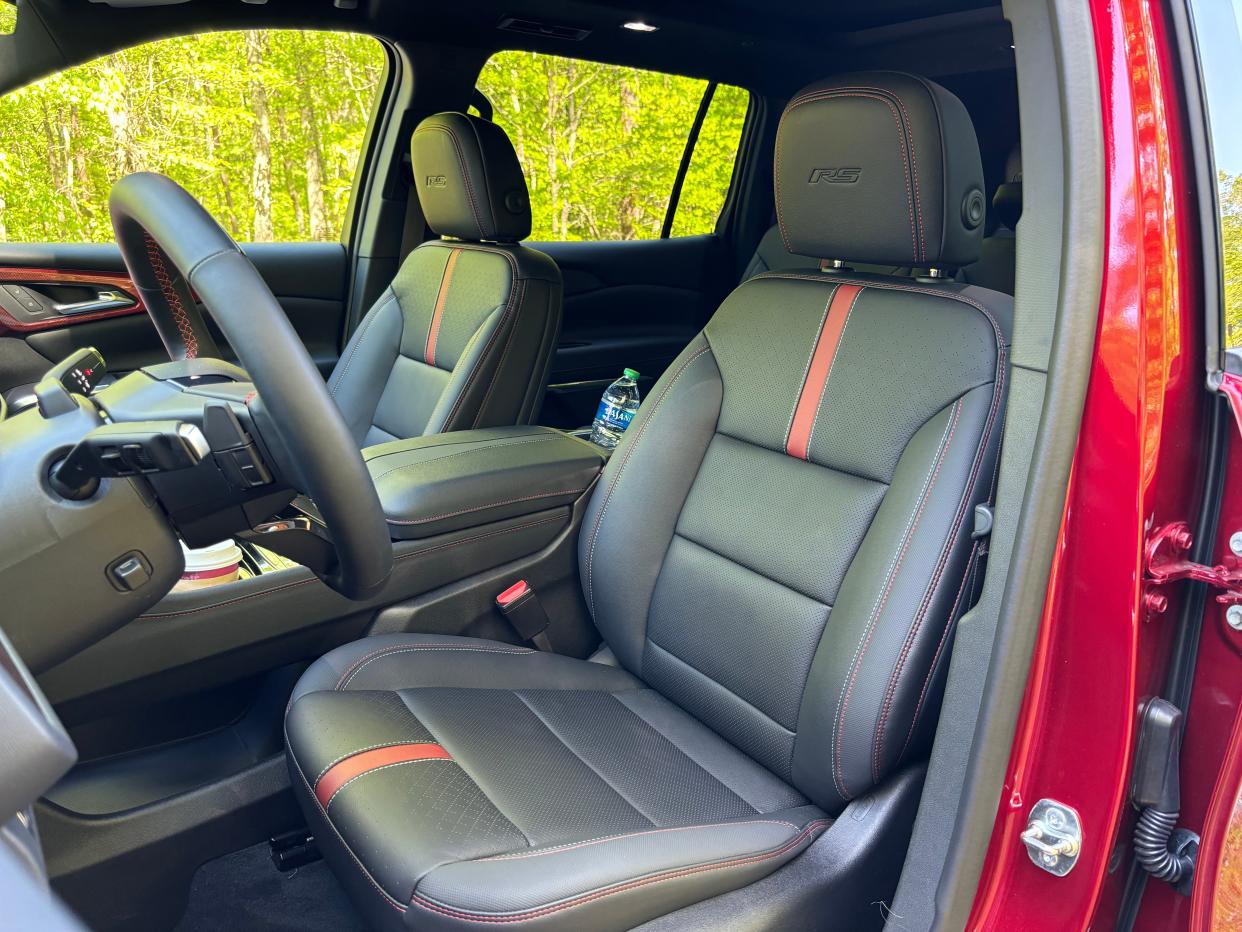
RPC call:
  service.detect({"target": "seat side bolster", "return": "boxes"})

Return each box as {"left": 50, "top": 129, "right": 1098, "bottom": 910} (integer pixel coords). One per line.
{"left": 327, "top": 291, "right": 405, "bottom": 445}
{"left": 578, "top": 335, "right": 724, "bottom": 674}
{"left": 423, "top": 242, "right": 563, "bottom": 435}
{"left": 410, "top": 816, "right": 828, "bottom": 928}
{"left": 793, "top": 379, "right": 1004, "bottom": 811}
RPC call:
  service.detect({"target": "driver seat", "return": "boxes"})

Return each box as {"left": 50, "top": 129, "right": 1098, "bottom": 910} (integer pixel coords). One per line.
{"left": 286, "top": 72, "right": 1011, "bottom": 931}
{"left": 328, "top": 112, "right": 562, "bottom": 446}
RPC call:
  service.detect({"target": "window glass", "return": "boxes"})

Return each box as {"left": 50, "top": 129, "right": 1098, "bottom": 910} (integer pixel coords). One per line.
{"left": 670, "top": 84, "right": 750, "bottom": 237}
{"left": 1187, "top": 0, "right": 1242, "bottom": 346}
{"left": 476, "top": 51, "right": 749, "bottom": 241}
{"left": 0, "top": 30, "right": 386, "bottom": 244}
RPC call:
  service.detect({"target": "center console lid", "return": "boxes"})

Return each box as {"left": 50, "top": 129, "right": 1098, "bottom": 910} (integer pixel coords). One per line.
{"left": 365, "top": 426, "right": 605, "bottom": 539}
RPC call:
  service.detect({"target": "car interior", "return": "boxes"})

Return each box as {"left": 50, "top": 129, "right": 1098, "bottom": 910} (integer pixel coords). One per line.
{"left": 0, "top": 0, "right": 1105, "bottom": 929}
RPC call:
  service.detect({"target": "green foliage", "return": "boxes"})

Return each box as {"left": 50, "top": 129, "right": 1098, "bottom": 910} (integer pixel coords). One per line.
{"left": 0, "top": 30, "right": 385, "bottom": 243}
{"left": 0, "top": 38, "right": 745, "bottom": 247}
{"left": 0, "top": 3, "right": 15, "bottom": 37}
{"left": 1222, "top": 172, "right": 1242, "bottom": 348}
{"left": 477, "top": 52, "right": 748, "bottom": 241}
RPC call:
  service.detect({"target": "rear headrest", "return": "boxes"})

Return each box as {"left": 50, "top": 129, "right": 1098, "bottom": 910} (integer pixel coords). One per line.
{"left": 991, "top": 145, "right": 1022, "bottom": 231}
{"left": 775, "top": 72, "right": 985, "bottom": 270}
{"left": 410, "top": 112, "right": 531, "bottom": 243}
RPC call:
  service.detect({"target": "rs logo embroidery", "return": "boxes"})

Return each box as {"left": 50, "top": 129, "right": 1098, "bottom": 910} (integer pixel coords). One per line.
{"left": 426, "top": 175, "right": 447, "bottom": 188}
{"left": 808, "top": 168, "right": 862, "bottom": 184}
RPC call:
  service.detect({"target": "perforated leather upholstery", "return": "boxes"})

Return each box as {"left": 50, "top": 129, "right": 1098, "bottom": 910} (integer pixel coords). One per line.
{"left": 287, "top": 72, "right": 1012, "bottom": 932}
{"left": 329, "top": 113, "right": 561, "bottom": 446}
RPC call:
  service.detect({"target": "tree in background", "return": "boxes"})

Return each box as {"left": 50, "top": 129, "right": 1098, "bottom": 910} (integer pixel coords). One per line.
{"left": 477, "top": 51, "right": 748, "bottom": 242}
{"left": 0, "top": 38, "right": 747, "bottom": 245}
{"left": 0, "top": 30, "right": 384, "bottom": 243}
{"left": 1222, "top": 172, "right": 1242, "bottom": 348}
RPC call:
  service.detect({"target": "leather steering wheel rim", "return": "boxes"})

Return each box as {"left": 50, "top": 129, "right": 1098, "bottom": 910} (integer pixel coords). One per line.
{"left": 109, "top": 172, "right": 393, "bottom": 600}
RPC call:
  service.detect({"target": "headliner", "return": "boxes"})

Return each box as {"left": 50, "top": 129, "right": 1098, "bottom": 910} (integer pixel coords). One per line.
{"left": 14, "top": 0, "right": 1013, "bottom": 96}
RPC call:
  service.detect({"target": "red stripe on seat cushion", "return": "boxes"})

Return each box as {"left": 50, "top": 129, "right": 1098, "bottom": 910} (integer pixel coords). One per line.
{"left": 314, "top": 743, "right": 451, "bottom": 807}
{"left": 786, "top": 284, "right": 862, "bottom": 460}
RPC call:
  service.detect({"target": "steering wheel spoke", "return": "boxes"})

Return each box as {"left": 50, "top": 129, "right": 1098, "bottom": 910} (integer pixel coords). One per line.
{"left": 109, "top": 172, "right": 393, "bottom": 600}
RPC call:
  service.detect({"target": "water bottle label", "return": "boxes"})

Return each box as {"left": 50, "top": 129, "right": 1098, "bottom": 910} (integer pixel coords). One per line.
{"left": 595, "top": 398, "right": 635, "bottom": 432}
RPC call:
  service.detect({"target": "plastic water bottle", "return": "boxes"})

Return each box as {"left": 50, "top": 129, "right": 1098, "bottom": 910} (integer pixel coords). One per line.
{"left": 590, "top": 368, "right": 641, "bottom": 450}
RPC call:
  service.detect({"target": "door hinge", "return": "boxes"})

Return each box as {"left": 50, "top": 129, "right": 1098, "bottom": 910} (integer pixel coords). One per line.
{"left": 1143, "top": 521, "right": 1242, "bottom": 617}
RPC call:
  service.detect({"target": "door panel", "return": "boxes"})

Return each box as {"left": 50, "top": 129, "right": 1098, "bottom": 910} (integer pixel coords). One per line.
{"left": 0, "top": 242, "right": 348, "bottom": 407}
{"left": 535, "top": 234, "right": 730, "bottom": 427}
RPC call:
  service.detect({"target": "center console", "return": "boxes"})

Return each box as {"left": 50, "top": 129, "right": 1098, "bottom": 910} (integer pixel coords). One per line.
{"left": 34, "top": 424, "right": 608, "bottom": 930}
{"left": 39, "top": 425, "right": 607, "bottom": 715}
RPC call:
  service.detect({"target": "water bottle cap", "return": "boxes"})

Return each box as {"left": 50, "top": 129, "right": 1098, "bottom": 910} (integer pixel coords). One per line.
{"left": 623, "top": 368, "right": 640, "bottom": 380}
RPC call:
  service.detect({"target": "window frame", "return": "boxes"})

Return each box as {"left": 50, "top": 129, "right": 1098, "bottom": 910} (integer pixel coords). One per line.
{"left": 1173, "top": 0, "right": 1237, "bottom": 374}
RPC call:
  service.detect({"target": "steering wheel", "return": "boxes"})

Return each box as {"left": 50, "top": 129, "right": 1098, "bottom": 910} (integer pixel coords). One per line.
{"left": 108, "top": 173, "right": 393, "bottom": 600}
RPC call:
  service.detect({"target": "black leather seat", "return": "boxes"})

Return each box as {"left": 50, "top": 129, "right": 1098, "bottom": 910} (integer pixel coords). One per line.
{"left": 286, "top": 72, "right": 1011, "bottom": 931}
{"left": 328, "top": 113, "right": 562, "bottom": 446}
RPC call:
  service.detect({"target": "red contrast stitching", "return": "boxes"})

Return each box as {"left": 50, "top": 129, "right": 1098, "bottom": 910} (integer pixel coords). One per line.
{"left": 583, "top": 346, "right": 713, "bottom": 617}
{"left": 476, "top": 820, "right": 802, "bottom": 862}
{"left": 436, "top": 244, "right": 520, "bottom": 431}
{"left": 384, "top": 487, "right": 586, "bottom": 526}
{"left": 753, "top": 274, "right": 1006, "bottom": 797}
{"left": 779, "top": 91, "right": 918, "bottom": 262}
{"left": 754, "top": 274, "right": 1006, "bottom": 350}
{"left": 409, "top": 820, "right": 830, "bottom": 923}
{"left": 335, "top": 642, "right": 533, "bottom": 691}
{"left": 329, "top": 292, "right": 395, "bottom": 398}
{"left": 867, "top": 405, "right": 965, "bottom": 782}
{"left": 370, "top": 434, "right": 558, "bottom": 482}
{"left": 897, "top": 541, "right": 980, "bottom": 762}
{"left": 826, "top": 85, "right": 926, "bottom": 263}
{"left": 831, "top": 399, "right": 961, "bottom": 801}
{"left": 873, "top": 382, "right": 1005, "bottom": 780}
{"left": 474, "top": 278, "right": 529, "bottom": 427}
{"left": 288, "top": 742, "right": 407, "bottom": 912}
{"left": 143, "top": 233, "right": 198, "bottom": 359}
{"left": 416, "top": 123, "right": 485, "bottom": 238}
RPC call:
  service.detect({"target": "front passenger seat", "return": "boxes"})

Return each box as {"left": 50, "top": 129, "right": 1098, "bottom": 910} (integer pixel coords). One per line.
{"left": 328, "top": 113, "right": 562, "bottom": 447}
{"left": 286, "top": 73, "right": 1010, "bottom": 931}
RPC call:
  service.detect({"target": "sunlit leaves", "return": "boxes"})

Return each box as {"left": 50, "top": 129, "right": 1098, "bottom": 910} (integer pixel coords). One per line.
{"left": 0, "top": 30, "right": 384, "bottom": 243}
{"left": 477, "top": 52, "right": 749, "bottom": 242}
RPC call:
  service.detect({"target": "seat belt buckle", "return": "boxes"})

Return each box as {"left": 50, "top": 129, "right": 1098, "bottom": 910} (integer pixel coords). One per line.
{"left": 495, "top": 580, "right": 552, "bottom": 649}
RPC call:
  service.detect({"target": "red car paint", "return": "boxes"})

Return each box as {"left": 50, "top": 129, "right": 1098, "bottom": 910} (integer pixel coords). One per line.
{"left": 968, "top": 0, "right": 1214, "bottom": 927}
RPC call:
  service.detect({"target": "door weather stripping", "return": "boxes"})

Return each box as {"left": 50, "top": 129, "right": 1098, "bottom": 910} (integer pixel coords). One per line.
{"left": 1020, "top": 799, "right": 1082, "bottom": 876}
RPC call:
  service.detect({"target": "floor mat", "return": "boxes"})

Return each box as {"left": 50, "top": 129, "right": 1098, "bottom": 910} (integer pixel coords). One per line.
{"left": 174, "top": 841, "right": 368, "bottom": 932}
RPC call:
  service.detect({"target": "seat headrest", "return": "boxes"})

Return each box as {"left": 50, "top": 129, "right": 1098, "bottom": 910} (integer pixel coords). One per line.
{"left": 410, "top": 112, "right": 531, "bottom": 243}
{"left": 991, "top": 145, "right": 1022, "bottom": 231}
{"left": 775, "top": 72, "right": 985, "bottom": 270}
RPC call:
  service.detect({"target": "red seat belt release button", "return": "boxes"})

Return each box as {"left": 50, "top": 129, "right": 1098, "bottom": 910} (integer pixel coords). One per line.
{"left": 495, "top": 580, "right": 551, "bottom": 647}
{"left": 496, "top": 580, "right": 530, "bottom": 607}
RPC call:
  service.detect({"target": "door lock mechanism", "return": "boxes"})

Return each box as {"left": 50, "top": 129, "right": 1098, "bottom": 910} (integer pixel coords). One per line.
{"left": 1020, "top": 799, "right": 1083, "bottom": 876}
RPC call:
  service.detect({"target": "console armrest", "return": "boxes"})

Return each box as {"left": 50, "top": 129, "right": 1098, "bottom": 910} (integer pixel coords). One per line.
{"left": 364, "top": 426, "right": 605, "bottom": 540}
